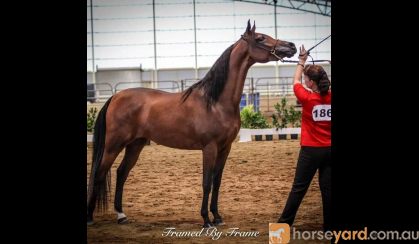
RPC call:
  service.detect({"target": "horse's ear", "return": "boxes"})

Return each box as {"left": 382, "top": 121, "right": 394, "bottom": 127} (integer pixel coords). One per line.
{"left": 251, "top": 21, "right": 256, "bottom": 34}
{"left": 246, "top": 19, "right": 251, "bottom": 34}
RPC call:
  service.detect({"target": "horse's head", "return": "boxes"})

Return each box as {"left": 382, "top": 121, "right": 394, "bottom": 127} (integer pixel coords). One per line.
{"left": 241, "top": 20, "right": 297, "bottom": 63}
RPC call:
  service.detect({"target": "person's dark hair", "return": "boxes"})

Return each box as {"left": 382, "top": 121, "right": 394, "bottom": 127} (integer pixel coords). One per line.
{"left": 303, "top": 65, "right": 330, "bottom": 96}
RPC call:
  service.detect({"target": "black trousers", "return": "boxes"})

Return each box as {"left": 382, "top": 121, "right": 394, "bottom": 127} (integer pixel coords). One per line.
{"left": 278, "top": 146, "right": 331, "bottom": 231}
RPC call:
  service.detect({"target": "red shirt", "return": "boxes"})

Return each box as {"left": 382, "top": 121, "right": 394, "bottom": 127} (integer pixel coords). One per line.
{"left": 294, "top": 83, "right": 331, "bottom": 147}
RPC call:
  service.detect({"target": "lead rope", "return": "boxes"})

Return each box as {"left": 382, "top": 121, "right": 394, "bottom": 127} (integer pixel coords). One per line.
{"left": 282, "top": 34, "right": 331, "bottom": 64}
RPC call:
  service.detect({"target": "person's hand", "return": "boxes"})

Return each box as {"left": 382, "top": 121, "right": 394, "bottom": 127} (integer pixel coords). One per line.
{"left": 298, "top": 45, "right": 308, "bottom": 64}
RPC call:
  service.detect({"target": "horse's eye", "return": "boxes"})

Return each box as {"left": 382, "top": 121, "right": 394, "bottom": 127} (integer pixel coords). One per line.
{"left": 255, "top": 36, "right": 265, "bottom": 42}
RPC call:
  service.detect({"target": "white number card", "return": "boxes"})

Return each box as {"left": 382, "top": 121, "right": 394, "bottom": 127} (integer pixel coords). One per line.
{"left": 312, "top": 105, "right": 331, "bottom": 121}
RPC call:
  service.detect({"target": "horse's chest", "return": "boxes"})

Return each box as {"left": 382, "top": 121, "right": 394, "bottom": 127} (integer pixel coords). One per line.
{"left": 217, "top": 118, "right": 240, "bottom": 139}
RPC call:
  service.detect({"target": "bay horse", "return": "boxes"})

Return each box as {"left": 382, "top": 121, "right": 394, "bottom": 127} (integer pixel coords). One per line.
{"left": 87, "top": 20, "right": 296, "bottom": 227}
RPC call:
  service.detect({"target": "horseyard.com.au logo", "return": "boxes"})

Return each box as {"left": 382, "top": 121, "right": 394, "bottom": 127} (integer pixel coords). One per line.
{"left": 269, "top": 223, "right": 290, "bottom": 244}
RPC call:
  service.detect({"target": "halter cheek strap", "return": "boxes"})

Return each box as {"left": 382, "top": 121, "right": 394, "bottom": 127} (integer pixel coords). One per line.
{"left": 269, "top": 39, "right": 282, "bottom": 61}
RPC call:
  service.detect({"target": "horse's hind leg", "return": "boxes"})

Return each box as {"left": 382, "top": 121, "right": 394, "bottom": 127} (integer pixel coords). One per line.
{"left": 87, "top": 145, "right": 124, "bottom": 224}
{"left": 210, "top": 145, "right": 231, "bottom": 225}
{"left": 114, "top": 138, "right": 148, "bottom": 224}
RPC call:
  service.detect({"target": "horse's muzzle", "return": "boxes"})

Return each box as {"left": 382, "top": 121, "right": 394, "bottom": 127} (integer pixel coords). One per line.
{"left": 274, "top": 41, "right": 297, "bottom": 58}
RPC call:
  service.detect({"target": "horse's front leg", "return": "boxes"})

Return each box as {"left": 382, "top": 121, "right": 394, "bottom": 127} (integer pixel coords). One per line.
{"left": 201, "top": 143, "right": 218, "bottom": 228}
{"left": 210, "top": 144, "right": 231, "bottom": 225}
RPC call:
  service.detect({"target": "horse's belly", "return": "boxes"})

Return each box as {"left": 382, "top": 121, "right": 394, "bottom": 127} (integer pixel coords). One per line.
{"left": 149, "top": 132, "right": 203, "bottom": 150}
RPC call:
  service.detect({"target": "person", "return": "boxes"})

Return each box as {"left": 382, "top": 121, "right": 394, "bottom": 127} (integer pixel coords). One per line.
{"left": 277, "top": 45, "right": 331, "bottom": 231}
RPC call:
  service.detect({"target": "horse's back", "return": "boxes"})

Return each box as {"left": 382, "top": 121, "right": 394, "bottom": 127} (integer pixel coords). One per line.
{"left": 120, "top": 87, "right": 176, "bottom": 97}
{"left": 111, "top": 87, "right": 182, "bottom": 105}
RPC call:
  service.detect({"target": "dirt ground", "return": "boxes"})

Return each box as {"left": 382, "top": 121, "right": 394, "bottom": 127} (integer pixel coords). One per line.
{"left": 87, "top": 140, "right": 327, "bottom": 243}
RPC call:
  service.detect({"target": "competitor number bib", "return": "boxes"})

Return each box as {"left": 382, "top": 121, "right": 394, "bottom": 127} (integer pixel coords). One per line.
{"left": 312, "top": 105, "right": 331, "bottom": 121}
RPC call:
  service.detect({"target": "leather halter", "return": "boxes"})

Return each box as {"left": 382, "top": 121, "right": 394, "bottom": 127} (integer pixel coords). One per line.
{"left": 241, "top": 35, "right": 283, "bottom": 61}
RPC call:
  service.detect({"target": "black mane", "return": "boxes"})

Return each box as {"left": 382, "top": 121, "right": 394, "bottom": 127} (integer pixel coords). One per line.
{"left": 181, "top": 45, "right": 234, "bottom": 108}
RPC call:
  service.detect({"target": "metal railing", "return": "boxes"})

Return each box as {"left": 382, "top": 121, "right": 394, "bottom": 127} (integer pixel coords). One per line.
{"left": 87, "top": 82, "right": 113, "bottom": 103}
{"left": 87, "top": 77, "right": 299, "bottom": 113}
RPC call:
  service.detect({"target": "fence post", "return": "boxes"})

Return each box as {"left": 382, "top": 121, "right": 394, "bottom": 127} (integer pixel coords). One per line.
{"left": 250, "top": 77, "right": 254, "bottom": 108}
{"left": 267, "top": 80, "right": 271, "bottom": 112}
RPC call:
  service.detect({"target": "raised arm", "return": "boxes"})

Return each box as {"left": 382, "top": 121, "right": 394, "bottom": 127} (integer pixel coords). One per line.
{"left": 293, "top": 45, "right": 309, "bottom": 85}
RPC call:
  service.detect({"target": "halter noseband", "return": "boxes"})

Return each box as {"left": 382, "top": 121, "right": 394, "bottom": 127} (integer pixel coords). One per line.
{"left": 241, "top": 35, "right": 283, "bottom": 62}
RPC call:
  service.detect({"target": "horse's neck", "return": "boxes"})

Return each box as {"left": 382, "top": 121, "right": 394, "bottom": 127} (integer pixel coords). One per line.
{"left": 218, "top": 41, "right": 254, "bottom": 110}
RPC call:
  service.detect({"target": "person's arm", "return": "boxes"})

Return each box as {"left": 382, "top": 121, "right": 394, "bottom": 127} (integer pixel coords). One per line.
{"left": 293, "top": 45, "right": 308, "bottom": 85}
{"left": 293, "top": 45, "right": 310, "bottom": 103}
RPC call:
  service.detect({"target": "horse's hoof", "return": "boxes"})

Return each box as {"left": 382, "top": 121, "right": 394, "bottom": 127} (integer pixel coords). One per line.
{"left": 213, "top": 219, "right": 225, "bottom": 226}
{"left": 117, "top": 217, "right": 129, "bottom": 224}
{"left": 202, "top": 222, "right": 214, "bottom": 228}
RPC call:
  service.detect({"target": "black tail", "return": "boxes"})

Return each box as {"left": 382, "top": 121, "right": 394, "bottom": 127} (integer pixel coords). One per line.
{"left": 87, "top": 96, "right": 113, "bottom": 212}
